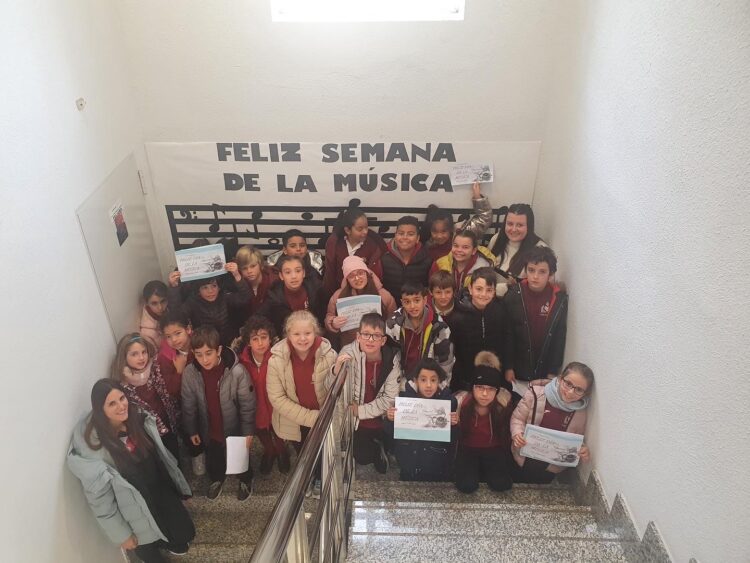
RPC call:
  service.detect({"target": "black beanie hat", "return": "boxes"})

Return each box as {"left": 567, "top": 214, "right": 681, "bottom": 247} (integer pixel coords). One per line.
{"left": 472, "top": 365, "right": 503, "bottom": 390}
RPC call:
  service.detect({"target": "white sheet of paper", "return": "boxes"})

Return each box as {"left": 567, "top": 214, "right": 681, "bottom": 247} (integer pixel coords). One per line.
{"left": 449, "top": 163, "right": 494, "bottom": 185}
{"left": 335, "top": 294, "right": 382, "bottom": 332}
{"left": 225, "top": 436, "right": 249, "bottom": 474}
{"left": 519, "top": 424, "right": 584, "bottom": 467}
{"left": 175, "top": 243, "right": 227, "bottom": 282}
{"left": 393, "top": 397, "right": 451, "bottom": 442}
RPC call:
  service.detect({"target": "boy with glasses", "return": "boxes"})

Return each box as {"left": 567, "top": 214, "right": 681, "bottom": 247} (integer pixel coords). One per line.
{"left": 331, "top": 313, "right": 401, "bottom": 473}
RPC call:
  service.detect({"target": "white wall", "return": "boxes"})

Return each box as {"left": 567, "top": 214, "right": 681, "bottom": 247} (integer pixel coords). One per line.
{"left": 533, "top": 2, "right": 750, "bottom": 561}
{"left": 0, "top": 1, "right": 140, "bottom": 561}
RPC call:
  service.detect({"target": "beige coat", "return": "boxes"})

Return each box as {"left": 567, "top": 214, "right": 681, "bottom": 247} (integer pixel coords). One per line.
{"left": 266, "top": 337, "right": 337, "bottom": 441}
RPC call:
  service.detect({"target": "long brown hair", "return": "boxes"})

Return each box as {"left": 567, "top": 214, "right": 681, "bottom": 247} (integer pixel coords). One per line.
{"left": 84, "top": 379, "right": 154, "bottom": 470}
{"left": 111, "top": 333, "right": 156, "bottom": 381}
{"left": 339, "top": 272, "right": 388, "bottom": 316}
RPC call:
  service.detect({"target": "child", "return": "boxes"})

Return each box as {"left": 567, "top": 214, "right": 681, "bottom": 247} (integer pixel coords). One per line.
{"left": 331, "top": 313, "right": 401, "bottom": 473}
{"left": 266, "top": 311, "right": 337, "bottom": 495}
{"left": 380, "top": 216, "right": 433, "bottom": 305}
{"left": 487, "top": 203, "right": 551, "bottom": 297}
{"left": 325, "top": 256, "right": 397, "bottom": 348}
{"left": 267, "top": 229, "right": 324, "bottom": 280}
{"left": 139, "top": 280, "right": 169, "bottom": 348}
{"left": 429, "top": 229, "right": 495, "bottom": 289}
{"left": 455, "top": 357, "right": 513, "bottom": 494}
{"left": 157, "top": 310, "right": 193, "bottom": 402}
{"left": 167, "top": 262, "right": 251, "bottom": 347}
{"left": 235, "top": 245, "right": 274, "bottom": 312}
{"left": 428, "top": 270, "right": 457, "bottom": 323}
{"left": 387, "top": 359, "right": 458, "bottom": 481}
{"left": 112, "top": 333, "right": 180, "bottom": 461}
{"left": 181, "top": 326, "right": 257, "bottom": 501}
{"left": 323, "top": 208, "right": 387, "bottom": 299}
{"left": 256, "top": 254, "right": 325, "bottom": 339}
{"left": 510, "top": 362, "right": 593, "bottom": 484}
{"left": 450, "top": 267, "right": 508, "bottom": 392}
{"left": 234, "top": 315, "right": 290, "bottom": 475}
{"left": 503, "top": 247, "right": 568, "bottom": 395}
{"left": 385, "top": 282, "right": 454, "bottom": 382}
{"left": 422, "top": 182, "right": 493, "bottom": 260}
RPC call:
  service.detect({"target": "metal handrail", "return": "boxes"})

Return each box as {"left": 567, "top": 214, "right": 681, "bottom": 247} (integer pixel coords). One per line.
{"left": 250, "top": 360, "right": 354, "bottom": 563}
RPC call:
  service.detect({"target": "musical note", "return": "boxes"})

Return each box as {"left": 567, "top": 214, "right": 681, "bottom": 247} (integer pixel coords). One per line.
{"left": 179, "top": 209, "right": 195, "bottom": 221}
{"left": 301, "top": 212, "right": 313, "bottom": 221}
{"left": 208, "top": 203, "right": 225, "bottom": 233}
{"left": 248, "top": 210, "right": 263, "bottom": 236}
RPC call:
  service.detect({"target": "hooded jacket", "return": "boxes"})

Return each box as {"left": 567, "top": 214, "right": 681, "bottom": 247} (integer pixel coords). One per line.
{"left": 380, "top": 241, "right": 434, "bottom": 305}
{"left": 67, "top": 414, "right": 191, "bottom": 547}
{"left": 502, "top": 281, "right": 568, "bottom": 381}
{"left": 455, "top": 389, "right": 513, "bottom": 451}
{"left": 256, "top": 276, "right": 325, "bottom": 339}
{"left": 266, "top": 337, "right": 337, "bottom": 442}
{"left": 449, "top": 290, "right": 508, "bottom": 391}
{"left": 181, "top": 347, "right": 256, "bottom": 443}
{"left": 430, "top": 246, "right": 496, "bottom": 289}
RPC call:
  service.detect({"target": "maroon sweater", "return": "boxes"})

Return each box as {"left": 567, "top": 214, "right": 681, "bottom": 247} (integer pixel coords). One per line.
{"left": 290, "top": 337, "right": 323, "bottom": 411}
{"left": 201, "top": 363, "right": 225, "bottom": 443}
{"left": 323, "top": 231, "right": 386, "bottom": 297}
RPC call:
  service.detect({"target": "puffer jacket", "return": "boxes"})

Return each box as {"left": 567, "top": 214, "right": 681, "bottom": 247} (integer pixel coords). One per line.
{"left": 181, "top": 347, "right": 256, "bottom": 442}
{"left": 510, "top": 381, "right": 586, "bottom": 473}
{"left": 67, "top": 414, "right": 191, "bottom": 546}
{"left": 424, "top": 195, "right": 494, "bottom": 260}
{"left": 502, "top": 282, "right": 568, "bottom": 381}
{"left": 380, "top": 241, "right": 433, "bottom": 305}
{"left": 267, "top": 337, "right": 337, "bottom": 441}
{"left": 267, "top": 249, "right": 324, "bottom": 279}
{"left": 430, "top": 246, "right": 496, "bottom": 289}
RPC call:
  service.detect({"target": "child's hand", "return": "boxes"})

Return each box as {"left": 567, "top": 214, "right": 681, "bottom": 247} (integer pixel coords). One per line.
{"left": 450, "top": 412, "right": 458, "bottom": 425}
{"left": 245, "top": 435, "right": 254, "bottom": 449}
{"left": 120, "top": 535, "right": 138, "bottom": 550}
{"left": 333, "top": 352, "right": 352, "bottom": 375}
{"left": 505, "top": 369, "right": 516, "bottom": 383}
{"left": 512, "top": 434, "right": 527, "bottom": 449}
{"left": 471, "top": 181, "right": 482, "bottom": 200}
{"left": 173, "top": 354, "right": 188, "bottom": 374}
{"left": 225, "top": 261, "right": 242, "bottom": 281}
{"left": 331, "top": 316, "right": 348, "bottom": 330}
{"left": 386, "top": 407, "right": 396, "bottom": 421}
{"left": 168, "top": 270, "right": 181, "bottom": 287}
{"left": 190, "top": 434, "right": 201, "bottom": 446}
{"left": 579, "top": 445, "right": 590, "bottom": 462}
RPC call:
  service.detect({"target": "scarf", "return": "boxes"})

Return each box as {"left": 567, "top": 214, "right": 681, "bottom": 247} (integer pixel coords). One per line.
{"left": 122, "top": 360, "right": 153, "bottom": 387}
{"left": 544, "top": 378, "right": 589, "bottom": 412}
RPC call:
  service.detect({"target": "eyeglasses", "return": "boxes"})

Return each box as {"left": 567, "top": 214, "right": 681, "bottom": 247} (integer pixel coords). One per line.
{"left": 473, "top": 385, "right": 497, "bottom": 394}
{"left": 358, "top": 332, "right": 384, "bottom": 341}
{"left": 347, "top": 270, "right": 368, "bottom": 280}
{"left": 560, "top": 377, "right": 587, "bottom": 396}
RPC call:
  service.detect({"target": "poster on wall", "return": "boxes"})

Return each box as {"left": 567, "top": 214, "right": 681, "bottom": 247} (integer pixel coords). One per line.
{"left": 108, "top": 199, "right": 129, "bottom": 246}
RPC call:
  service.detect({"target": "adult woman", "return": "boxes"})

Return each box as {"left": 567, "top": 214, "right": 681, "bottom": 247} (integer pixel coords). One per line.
{"left": 325, "top": 255, "right": 397, "bottom": 347}
{"left": 67, "top": 379, "right": 194, "bottom": 562}
{"left": 487, "top": 204, "right": 550, "bottom": 297}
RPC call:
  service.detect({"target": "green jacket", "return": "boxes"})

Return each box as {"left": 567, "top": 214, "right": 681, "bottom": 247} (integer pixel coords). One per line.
{"left": 67, "top": 413, "right": 191, "bottom": 546}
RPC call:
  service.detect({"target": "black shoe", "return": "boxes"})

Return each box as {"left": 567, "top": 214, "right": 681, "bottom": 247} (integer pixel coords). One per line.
{"left": 277, "top": 450, "right": 291, "bottom": 474}
{"left": 374, "top": 440, "right": 389, "bottom": 474}
{"left": 260, "top": 454, "right": 274, "bottom": 475}
{"left": 167, "top": 543, "right": 190, "bottom": 556}
{"left": 238, "top": 480, "right": 253, "bottom": 501}
{"left": 207, "top": 480, "right": 224, "bottom": 500}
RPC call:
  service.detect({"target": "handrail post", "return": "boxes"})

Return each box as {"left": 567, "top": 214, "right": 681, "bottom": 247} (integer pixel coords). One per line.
{"left": 285, "top": 507, "right": 310, "bottom": 563}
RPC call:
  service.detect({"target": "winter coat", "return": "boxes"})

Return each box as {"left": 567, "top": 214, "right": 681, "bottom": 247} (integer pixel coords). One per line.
{"left": 449, "top": 290, "right": 508, "bottom": 391}
{"left": 385, "top": 304, "right": 454, "bottom": 384}
{"left": 139, "top": 305, "right": 162, "bottom": 348}
{"left": 120, "top": 361, "right": 179, "bottom": 436}
{"left": 167, "top": 277, "right": 251, "bottom": 346}
{"left": 255, "top": 276, "right": 326, "bottom": 339}
{"left": 430, "top": 246, "right": 496, "bottom": 289}
{"left": 181, "top": 348, "right": 256, "bottom": 443}
{"left": 67, "top": 414, "right": 191, "bottom": 547}
{"left": 380, "top": 241, "right": 434, "bottom": 305}
{"left": 323, "top": 231, "right": 387, "bottom": 298}
{"left": 392, "top": 381, "right": 457, "bottom": 481}
{"left": 331, "top": 340, "right": 401, "bottom": 429}
{"left": 266, "top": 337, "right": 337, "bottom": 441}
{"left": 324, "top": 273, "right": 397, "bottom": 347}
{"left": 424, "top": 195, "right": 494, "bottom": 260}
{"left": 268, "top": 249, "right": 324, "bottom": 279}
{"left": 502, "top": 282, "right": 568, "bottom": 381}
{"left": 510, "top": 381, "right": 586, "bottom": 473}
{"left": 455, "top": 390, "right": 513, "bottom": 451}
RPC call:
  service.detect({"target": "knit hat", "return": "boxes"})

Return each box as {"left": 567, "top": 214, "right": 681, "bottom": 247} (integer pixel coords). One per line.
{"left": 472, "top": 365, "right": 503, "bottom": 390}
{"left": 342, "top": 255, "right": 371, "bottom": 280}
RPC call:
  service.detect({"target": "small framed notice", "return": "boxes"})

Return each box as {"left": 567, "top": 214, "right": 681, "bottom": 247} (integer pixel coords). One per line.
{"left": 175, "top": 243, "right": 227, "bottom": 282}
{"left": 519, "top": 424, "right": 584, "bottom": 467}
{"left": 393, "top": 397, "right": 451, "bottom": 442}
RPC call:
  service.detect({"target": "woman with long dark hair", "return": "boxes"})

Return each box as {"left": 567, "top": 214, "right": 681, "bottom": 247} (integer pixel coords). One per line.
{"left": 68, "top": 379, "right": 194, "bottom": 562}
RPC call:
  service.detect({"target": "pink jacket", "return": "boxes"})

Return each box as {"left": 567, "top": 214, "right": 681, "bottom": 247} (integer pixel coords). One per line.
{"left": 139, "top": 305, "right": 162, "bottom": 349}
{"left": 510, "top": 381, "right": 587, "bottom": 473}
{"left": 325, "top": 273, "right": 396, "bottom": 347}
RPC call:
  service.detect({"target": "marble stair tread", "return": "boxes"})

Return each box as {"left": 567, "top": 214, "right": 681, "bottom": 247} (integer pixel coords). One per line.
{"left": 352, "top": 480, "right": 578, "bottom": 506}
{"left": 346, "top": 534, "right": 631, "bottom": 563}
{"left": 350, "top": 504, "right": 619, "bottom": 540}
{"left": 165, "top": 542, "right": 254, "bottom": 563}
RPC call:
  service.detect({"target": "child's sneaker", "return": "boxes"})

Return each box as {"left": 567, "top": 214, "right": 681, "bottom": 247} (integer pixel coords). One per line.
{"left": 207, "top": 480, "right": 224, "bottom": 500}
{"left": 191, "top": 453, "right": 206, "bottom": 476}
{"left": 260, "top": 454, "right": 274, "bottom": 475}
{"left": 167, "top": 543, "right": 190, "bottom": 556}
{"left": 374, "top": 440, "right": 389, "bottom": 474}
{"left": 237, "top": 479, "right": 254, "bottom": 501}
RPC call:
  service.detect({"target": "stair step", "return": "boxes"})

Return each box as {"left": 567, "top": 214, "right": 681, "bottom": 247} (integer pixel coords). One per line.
{"left": 346, "top": 535, "right": 631, "bottom": 563}
{"left": 351, "top": 503, "right": 618, "bottom": 540}
{"left": 166, "top": 542, "right": 254, "bottom": 563}
{"left": 352, "top": 480, "right": 578, "bottom": 506}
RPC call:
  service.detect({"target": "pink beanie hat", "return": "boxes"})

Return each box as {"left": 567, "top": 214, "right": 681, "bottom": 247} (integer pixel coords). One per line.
{"left": 342, "top": 255, "right": 371, "bottom": 280}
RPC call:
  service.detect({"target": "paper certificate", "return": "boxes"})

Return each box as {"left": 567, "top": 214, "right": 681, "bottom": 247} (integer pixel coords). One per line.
{"left": 449, "top": 163, "right": 494, "bottom": 186}
{"left": 519, "top": 424, "right": 584, "bottom": 467}
{"left": 175, "top": 243, "right": 227, "bottom": 282}
{"left": 335, "top": 294, "right": 381, "bottom": 332}
{"left": 393, "top": 397, "right": 451, "bottom": 443}
{"left": 225, "top": 436, "right": 250, "bottom": 474}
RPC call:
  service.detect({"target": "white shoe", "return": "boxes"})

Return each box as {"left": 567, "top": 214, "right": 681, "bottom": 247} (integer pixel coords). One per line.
{"left": 192, "top": 453, "right": 206, "bottom": 476}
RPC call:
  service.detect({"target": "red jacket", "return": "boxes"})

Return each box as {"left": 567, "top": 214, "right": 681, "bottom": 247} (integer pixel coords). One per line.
{"left": 239, "top": 347, "right": 274, "bottom": 430}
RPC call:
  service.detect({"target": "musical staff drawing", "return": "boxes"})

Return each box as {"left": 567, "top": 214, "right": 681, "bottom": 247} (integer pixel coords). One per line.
{"left": 166, "top": 201, "right": 507, "bottom": 252}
